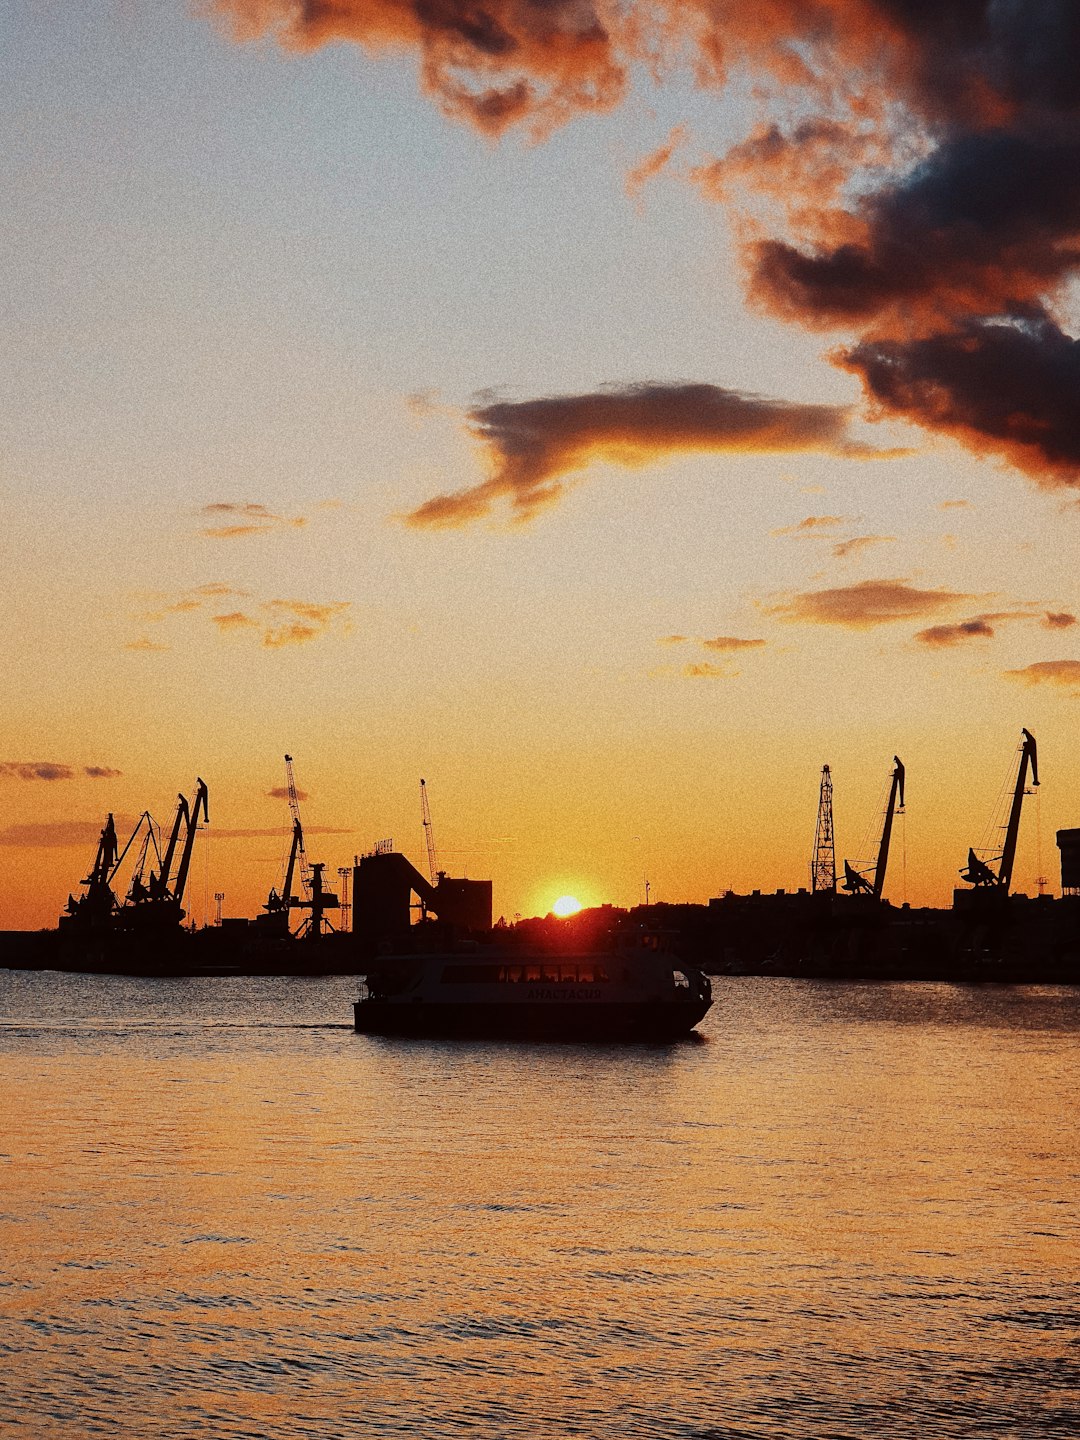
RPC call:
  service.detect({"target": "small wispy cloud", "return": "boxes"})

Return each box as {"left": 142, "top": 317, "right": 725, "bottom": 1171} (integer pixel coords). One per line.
{"left": 832, "top": 534, "right": 896, "bottom": 559}
{"left": 626, "top": 125, "right": 688, "bottom": 202}
{"left": 682, "top": 661, "right": 738, "bottom": 679}
{"left": 701, "top": 635, "right": 766, "bottom": 652}
{"left": 1044, "top": 611, "right": 1077, "bottom": 629}
{"left": 771, "top": 514, "right": 848, "bottom": 537}
{"left": 268, "top": 785, "right": 308, "bottom": 801}
{"left": 658, "top": 634, "right": 689, "bottom": 646}
{"left": 198, "top": 502, "right": 308, "bottom": 539}
{"left": 939, "top": 499, "right": 972, "bottom": 511}
{"left": 130, "top": 586, "right": 351, "bottom": 651}
{"left": 125, "top": 636, "right": 171, "bottom": 653}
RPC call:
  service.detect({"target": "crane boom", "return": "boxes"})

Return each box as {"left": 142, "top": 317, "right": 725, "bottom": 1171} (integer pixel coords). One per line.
{"left": 420, "top": 778, "right": 440, "bottom": 886}
{"left": 960, "top": 729, "right": 1038, "bottom": 892}
{"left": 284, "top": 755, "right": 311, "bottom": 895}
{"left": 998, "top": 728, "right": 1038, "bottom": 893}
{"left": 873, "top": 756, "right": 905, "bottom": 900}
{"left": 172, "top": 778, "right": 208, "bottom": 908}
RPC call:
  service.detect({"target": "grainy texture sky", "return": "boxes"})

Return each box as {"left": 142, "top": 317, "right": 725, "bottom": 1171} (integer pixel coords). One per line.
{"left": 3, "top": 1, "right": 1080, "bottom": 926}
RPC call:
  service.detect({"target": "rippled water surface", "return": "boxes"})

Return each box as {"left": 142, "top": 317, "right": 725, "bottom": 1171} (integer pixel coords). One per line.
{"left": 1, "top": 972, "right": 1077, "bottom": 1438}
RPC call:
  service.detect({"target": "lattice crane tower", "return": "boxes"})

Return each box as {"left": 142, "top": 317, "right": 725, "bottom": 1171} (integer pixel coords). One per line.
{"left": 812, "top": 764, "right": 837, "bottom": 894}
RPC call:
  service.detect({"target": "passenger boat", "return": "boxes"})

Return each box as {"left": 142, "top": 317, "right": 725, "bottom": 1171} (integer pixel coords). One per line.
{"left": 352, "top": 940, "right": 712, "bottom": 1040}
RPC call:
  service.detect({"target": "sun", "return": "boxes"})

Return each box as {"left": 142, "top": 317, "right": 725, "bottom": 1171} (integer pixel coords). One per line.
{"left": 551, "top": 895, "right": 582, "bottom": 918}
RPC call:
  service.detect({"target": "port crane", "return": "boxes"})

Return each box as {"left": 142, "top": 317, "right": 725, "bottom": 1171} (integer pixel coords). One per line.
{"left": 961, "top": 728, "right": 1038, "bottom": 892}
{"left": 420, "top": 778, "right": 442, "bottom": 886}
{"left": 64, "top": 779, "right": 208, "bottom": 930}
{"left": 284, "top": 755, "right": 311, "bottom": 897}
{"left": 811, "top": 765, "right": 836, "bottom": 893}
{"left": 842, "top": 757, "right": 905, "bottom": 900}
{"left": 263, "top": 756, "right": 338, "bottom": 938}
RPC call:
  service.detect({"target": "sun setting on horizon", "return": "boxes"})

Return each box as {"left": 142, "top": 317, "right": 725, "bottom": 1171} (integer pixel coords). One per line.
{"left": 551, "top": 895, "right": 583, "bottom": 918}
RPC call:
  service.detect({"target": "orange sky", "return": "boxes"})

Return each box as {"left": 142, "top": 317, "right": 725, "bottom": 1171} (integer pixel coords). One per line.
{"left": 3, "top": 3, "right": 1080, "bottom": 929}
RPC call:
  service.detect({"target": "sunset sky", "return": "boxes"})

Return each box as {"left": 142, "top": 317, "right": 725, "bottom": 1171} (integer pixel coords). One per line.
{"left": 5, "top": 2, "right": 1080, "bottom": 928}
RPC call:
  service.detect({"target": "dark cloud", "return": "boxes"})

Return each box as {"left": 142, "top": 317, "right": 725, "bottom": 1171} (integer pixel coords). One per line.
{"left": 843, "top": 311, "right": 1080, "bottom": 486}
{"left": 84, "top": 766, "right": 122, "bottom": 779}
{"left": 405, "top": 383, "right": 890, "bottom": 528}
{"left": 768, "top": 578, "right": 971, "bottom": 629}
{"left": 267, "top": 785, "right": 309, "bottom": 802}
{"left": 1006, "top": 659, "right": 1080, "bottom": 692}
{"left": 1044, "top": 611, "right": 1077, "bottom": 629}
{"left": 207, "top": 2, "right": 1080, "bottom": 486}
{"left": 915, "top": 617, "right": 995, "bottom": 646}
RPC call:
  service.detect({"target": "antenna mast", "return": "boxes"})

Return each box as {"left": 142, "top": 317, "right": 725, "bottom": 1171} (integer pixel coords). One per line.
{"left": 812, "top": 765, "right": 836, "bottom": 894}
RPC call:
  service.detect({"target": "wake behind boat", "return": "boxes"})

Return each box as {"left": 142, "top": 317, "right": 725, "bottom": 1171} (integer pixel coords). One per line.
{"left": 352, "top": 941, "right": 713, "bottom": 1040}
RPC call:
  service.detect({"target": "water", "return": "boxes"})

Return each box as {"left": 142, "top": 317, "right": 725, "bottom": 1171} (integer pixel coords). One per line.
{"left": 1, "top": 972, "right": 1077, "bottom": 1439}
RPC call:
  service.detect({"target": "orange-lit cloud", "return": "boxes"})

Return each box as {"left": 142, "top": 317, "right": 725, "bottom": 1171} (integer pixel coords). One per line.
{"left": 939, "top": 498, "right": 971, "bottom": 511}
{"left": 917, "top": 607, "right": 1074, "bottom": 646}
{"left": 208, "top": 0, "right": 629, "bottom": 137}
{"left": 768, "top": 578, "right": 971, "bottom": 629}
{"left": 206, "top": 4, "right": 1080, "bottom": 486}
{"left": 658, "top": 634, "right": 688, "bottom": 645}
{"left": 682, "top": 661, "right": 736, "bottom": 679}
{"left": 134, "top": 587, "right": 351, "bottom": 651}
{"left": 124, "top": 636, "right": 171, "bottom": 652}
{"left": 212, "top": 611, "right": 260, "bottom": 632}
{"left": 199, "top": 502, "right": 308, "bottom": 539}
{"left": 406, "top": 383, "right": 890, "bottom": 528}
{"left": 701, "top": 635, "right": 765, "bottom": 651}
{"left": 626, "top": 125, "right": 687, "bottom": 201}
{"left": 1005, "top": 660, "right": 1080, "bottom": 693}
{"left": 915, "top": 617, "right": 996, "bottom": 647}
{"left": 0, "top": 763, "right": 122, "bottom": 782}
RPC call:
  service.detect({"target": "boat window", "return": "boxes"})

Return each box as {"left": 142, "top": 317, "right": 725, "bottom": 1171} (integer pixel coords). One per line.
{"left": 524, "top": 965, "right": 542, "bottom": 983}
{"left": 540, "top": 964, "right": 561, "bottom": 983}
{"left": 672, "top": 969, "right": 690, "bottom": 988}
{"left": 442, "top": 964, "right": 502, "bottom": 984}
{"left": 497, "top": 965, "right": 524, "bottom": 983}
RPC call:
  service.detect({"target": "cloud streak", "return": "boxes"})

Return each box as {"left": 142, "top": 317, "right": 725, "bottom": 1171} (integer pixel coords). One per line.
{"left": 0, "top": 763, "right": 122, "bottom": 782}
{"left": 1006, "top": 660, "right": 1080, "bottom": 693}
{"left": 405, "top": 383, "right": 894, "bottom": 528}
{"left": 768, "top": 579, "right": 972, "bottom": 629}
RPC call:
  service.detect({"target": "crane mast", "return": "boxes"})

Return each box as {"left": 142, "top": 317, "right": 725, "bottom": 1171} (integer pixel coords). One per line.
{"left": 811, "top": 765, "right": 836, "bottom": 894}
{"left": 284, "top": 754, "right": 311, "bottom": 896}
{"left": 420, "top": 778, "right": 440, "bottom": 886}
